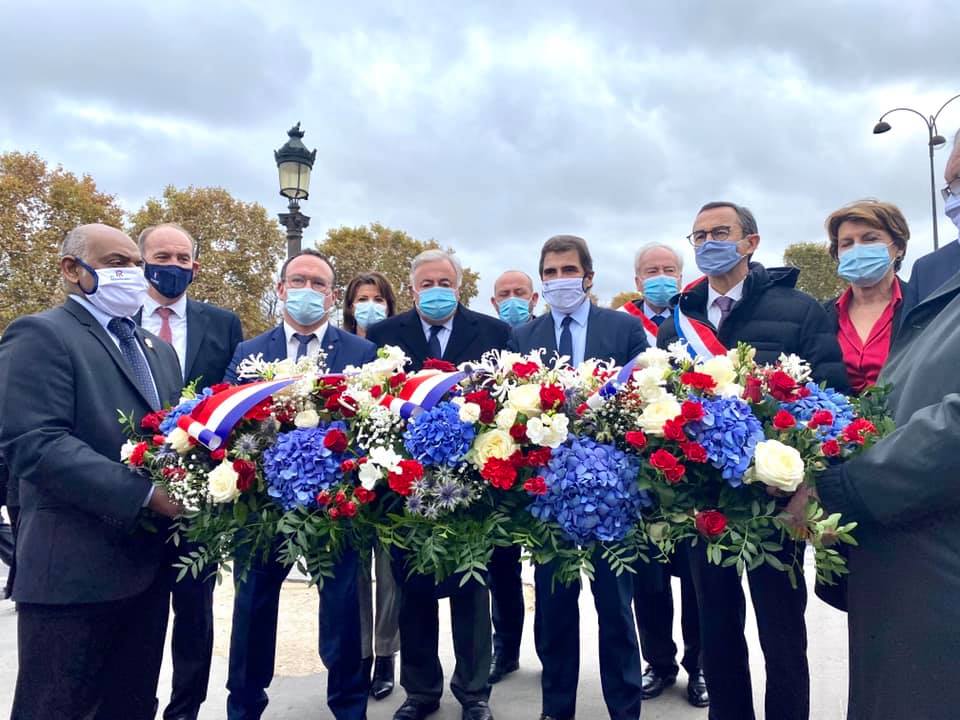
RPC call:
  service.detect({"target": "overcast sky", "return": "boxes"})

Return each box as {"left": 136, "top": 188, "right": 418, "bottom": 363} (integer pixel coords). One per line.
{"left": 2, "top": 0, "right": 958, "bottom": 312}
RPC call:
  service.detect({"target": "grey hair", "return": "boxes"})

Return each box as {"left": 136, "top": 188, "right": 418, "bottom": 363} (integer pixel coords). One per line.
{"left": 633, "top": 242, "right": 683, "bottom": 274}
{"left": 698, "top": 201, "right": 759, "bottom": 236}
{"left": 137, "top": 222, "right": 198, "bottom": 259}
{"left": 410, "top": 248, "right": 463, "bottom": 288}
{"left": 60, "top": 226, "right": 89, "bottom": 259}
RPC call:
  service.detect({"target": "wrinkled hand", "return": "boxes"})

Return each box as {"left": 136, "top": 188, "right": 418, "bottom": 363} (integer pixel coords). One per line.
{"left": 782, "top": 482, "right": 816, "bottom": 530}
{"left": 147, "top": 485, "right": 184, "bottom": 519}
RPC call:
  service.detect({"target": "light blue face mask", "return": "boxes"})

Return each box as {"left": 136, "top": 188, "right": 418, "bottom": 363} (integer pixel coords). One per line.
{"left": 417, "top": 286, "right": 458, "bottom": 321}
{"left": 837, "top": 243, "right": 894, "bottom": 287}
{"left": 694, "top": 240, "right": 745, "bottom": 277}
{"left": 497, "top": 297, "right": 531, "bottom": 326}
{"left": 354, "top": 300, "right": 388, "bottom": 329}
{"left": 641, "top": 275, "right": 679, "bottom": 308}
{"left": 945, "top": 192, "right": 960, "bottom": 231}
{"left": 285, "top": 288, "right": 329, "bottom": 325}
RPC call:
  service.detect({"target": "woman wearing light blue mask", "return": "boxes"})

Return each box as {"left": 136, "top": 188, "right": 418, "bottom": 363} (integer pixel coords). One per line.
{"left": 343, "top": 271, "right": 396, "bottom": 339}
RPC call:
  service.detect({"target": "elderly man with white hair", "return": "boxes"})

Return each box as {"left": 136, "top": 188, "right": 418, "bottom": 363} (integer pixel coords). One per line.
{"left": 619, "top": 242, "right": 683, "bottom": 347}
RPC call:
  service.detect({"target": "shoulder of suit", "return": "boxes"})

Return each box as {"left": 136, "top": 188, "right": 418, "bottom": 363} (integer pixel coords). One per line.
{"left": 328, "top": 324, "right": 376, "bottom": 349}
{"left": 592, "top": 304, "right": 642, "bottom": 326}
{"left": 461, "top": 306, "right": 511, "bottom": 332}
{"left": 187, "top": 298, "right": 240, "bottom": 321}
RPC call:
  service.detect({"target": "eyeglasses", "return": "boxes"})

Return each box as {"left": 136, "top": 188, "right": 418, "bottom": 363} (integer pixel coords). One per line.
{"left": 286, "top": 275, "right": 330, "bottom": 291}
{"left": 941, "top": 177, "right": 960, "bottom": 201}
{"left": 686, "top": 226, "right": 733, "bottom": 246}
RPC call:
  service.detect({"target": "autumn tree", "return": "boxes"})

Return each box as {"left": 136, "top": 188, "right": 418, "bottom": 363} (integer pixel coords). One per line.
{"left": 129, "top": 186, "right": 285, "bottom": 336}
{"left": 782, "top": 242, "right": 846, "bottom": 302}
{"left": 0, "top": 152, "right": 125, "bottom": 331}
{"left": 316, "top": 223, "right": 479, "bottom": 312}
{"left": 610, "top": 290, "right": 642, "bottom": 309}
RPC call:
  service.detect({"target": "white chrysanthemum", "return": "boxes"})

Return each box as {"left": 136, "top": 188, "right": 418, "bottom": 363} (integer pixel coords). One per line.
{"left": 635, "top": 347, "right": 671, "bottom": 369}
{"left": 120, "top": 440, "right": 137, "bottom": 462}
{"left": 293, "top": 408, "right": 320, "bottom": 428}
{"left": 667, "top": 340, "right": 692, "bottom": 364}
{"left": 525, "top": 413, "right": 570, "bottom": 448}
{"left": 777, "top": 353, "right": 812, "bottom": 383}
{"left": 632, "top": 366, "right": 670, "bottom": 402}
{"left": 458, "top": 402, "right": 482, "bottom": 424}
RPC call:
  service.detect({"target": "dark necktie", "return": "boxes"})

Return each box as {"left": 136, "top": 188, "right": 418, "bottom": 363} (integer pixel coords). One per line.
{"left": 292, "top": 333, "right": 316, "bottom": 360}
{"left": 714, "top": 296, "right": 734, "bottom": 328}
{"left": 426, "top": 325, "right": 443, "bottom": 360}
{"left": 558, "top": 315, "right": 574, "bottom": 364}
{"left": 107, "top": 317, "right": 161, "bottom": 411}
{"left": 652, "top": 314, "right": 665, "bottom": 327}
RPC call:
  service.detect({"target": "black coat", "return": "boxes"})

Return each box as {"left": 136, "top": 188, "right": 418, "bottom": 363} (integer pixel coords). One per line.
{"left": 366, "top": 305, "right": 511, "bottom": 371}
{"left": 901, "top": 237, "right": 960, "bottom": 315}
{"left": 656, "top": 263, "right": 849, "bottom": 391}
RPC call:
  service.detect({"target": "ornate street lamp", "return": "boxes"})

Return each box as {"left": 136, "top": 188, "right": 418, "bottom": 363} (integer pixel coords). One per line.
{"left": 275, "top": 122, "right": 317, "bottom": 258}
{"left": 872, "top": 93, "right": 960, "bottom": 251}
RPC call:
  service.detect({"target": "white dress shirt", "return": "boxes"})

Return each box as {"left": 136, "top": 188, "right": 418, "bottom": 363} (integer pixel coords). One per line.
{"left": 419, "top": 315, "right": 455, "bottom": 357}
{"left": 284, "top": 320, "right": 327, "bottom": 360}
{"left": 550, "top": 297, "right": 591, "bottom": 367}
{"left": 707, "top": 279, "right": 745, "bottom": 328}
{"left": 643, "top": 303, "right": 672, "bottom": 325}
{"left": 141, "top": 293, "right": 188, "bottom": 377}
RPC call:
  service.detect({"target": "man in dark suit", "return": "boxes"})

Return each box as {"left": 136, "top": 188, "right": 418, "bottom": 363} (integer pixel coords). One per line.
{"left": 136, "top": 222, "right": 244, "bottom": 720}
{"left": 508, "top": 235, "right": 648, "bottom": 720}
{"left": 366, "top": 249, "right": 511, "bottom": 720}
{"left": 224, "top": 249, "right": 377, "bottom": 720}
{"left": 0, "top": 223, "right": 184, "bottom": 719}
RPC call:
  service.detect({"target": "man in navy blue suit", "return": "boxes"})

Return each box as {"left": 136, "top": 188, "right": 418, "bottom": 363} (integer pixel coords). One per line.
{"left": 366, "top": 249, "right": 511, "bottom": 720}
{"left": 136, "top": 222, "right": 243, "bottom": 720}
{"left": 509, "top": 235, "right": 648, "bottom": 720}
{"left": 224, "top": 249, "right": 377, "bottom": 720}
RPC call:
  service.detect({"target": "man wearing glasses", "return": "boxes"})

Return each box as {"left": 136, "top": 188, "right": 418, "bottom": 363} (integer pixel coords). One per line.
{"left": 656, "top": 202, "right": 846, "bottom": 720}
{"left": 904, "top": 128, "right": 960, "bottom": 312}
{"left": 223, "top": 249, "right": 378, "bottom": 720}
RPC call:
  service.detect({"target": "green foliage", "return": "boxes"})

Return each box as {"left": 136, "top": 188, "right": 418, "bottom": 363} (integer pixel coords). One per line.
{"left": 782, "top": 241, "right": 847, "bottom": 302}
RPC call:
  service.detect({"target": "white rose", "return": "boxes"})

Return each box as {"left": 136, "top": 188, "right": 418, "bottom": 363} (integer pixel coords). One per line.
{"left": 632, "top": 366, "right": 669, "bottom": 402}
{"left": 637, "top": 347, "right": 671, "bottom": 369}
{"left": 637, "top": 396, "right": 682, "bottom": 436}
{"left": 749, "top": 439, "right": 805, "bottom": 492}
{"left": 167, "top": 427, "right": 192, "bottom": 455}
{"left": 458, "top": 402, "right": 482, "bottom": 424}
{"left": 358, "top": 462, "right": 382, "bottom": 490}
{"left": 526, "top": 413, "right": 569, "bottom": 448}
{"left": 717, "top": 383, "right": 744, "bottom": 399}
{"left": 495, "top": 407, "right": 518, "bottom": 430}
{"left": 507, "top": 384, "right": 543, "bottom": 417}
{"left": 472, "top": 429, "right": 519, "bottom": 467}
{"left": 207, "top": 461, "right": 241, "bottom": 504}
{"left": 696, "top": 355, "right": 737, "bottom": 389}
{"left": 120, "top": 440, "right": 137, "bottom": 462}
{"left": 294, "top": 408, "right": 320, "bottom": 428}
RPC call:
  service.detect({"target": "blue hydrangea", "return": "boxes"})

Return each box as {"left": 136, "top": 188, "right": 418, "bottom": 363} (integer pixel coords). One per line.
{"left": 781, "top": 382, "right": 856, "bottom": 439}
{"left": 262, "top": 421, "right": 347, "bottom": 511}
{"left": 686, "top": 396, "right": 765, "bottom": 487}
{"left": 159, "top": 387, "right": 214, "bottom": 434}
{"left": 403, "top": 402, "right": 476, "bottom": 468}
{"left": 529, "top": 436, "right": 651, "bottom": 544}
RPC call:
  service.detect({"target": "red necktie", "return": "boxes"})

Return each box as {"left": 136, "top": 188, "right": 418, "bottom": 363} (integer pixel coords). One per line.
{"left": 156, "top": 306, "right": 174, "bottom": 344}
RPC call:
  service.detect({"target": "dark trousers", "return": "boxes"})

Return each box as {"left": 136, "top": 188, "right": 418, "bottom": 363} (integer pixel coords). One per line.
{"left": 633, "top": 542, "right": 701, "bottom": 677}
{"left": 392, "top": 550, "right": 492, "bottom": 706}
{"left": 12, "top": 572, "right": 169, "bottom": 720}
{"left": 488, "top": 544, "right": 524, "bottom": 663}
{"left": 163, "top": 539, "right": 215, "bottom": 720}
{"left": 2, "top": 505, "right": 17, "bottom": 599}
{"left": 227, "top": 545, "right": 367, "bottom": 720}
{"left": 533, "top": 550, "right": 644, "bottom": 720}
{"left": 689, "top": 540, "right": 809, "bottom": 720}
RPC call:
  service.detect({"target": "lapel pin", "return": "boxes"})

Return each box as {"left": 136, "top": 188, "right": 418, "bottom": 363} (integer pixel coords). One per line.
{"left": 144, "top": 337, "right": 154, "bottom": 349}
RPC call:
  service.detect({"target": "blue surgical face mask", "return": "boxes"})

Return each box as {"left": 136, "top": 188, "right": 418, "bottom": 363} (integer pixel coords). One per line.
{"left": 144, "top": 263, "right": 193, "bottom": 299}
{"left": 641, "top": 275, "right": 679, "bottom": 308}
{"left": 354, "top": 300, "right": 388, "bottom": 329}
{"left": 284, "top": 288, "right": 329, "bottom": 326}
{"left": 837, "top": 243, "right": 894, "bottom": 287}
{"left": 945, "top": 192, "right": 960, "bottom": 232}
{"left": 694, "top": 240, "right": 746, "bottom": 277}
{"left": 417, "top": 286, "right": 459, "bottom": 321}
{"left": 497, "top": 297, "right": 531, "bottom": 326}
{"left": 541, "top": 278, "right": 587, "bottom": 314}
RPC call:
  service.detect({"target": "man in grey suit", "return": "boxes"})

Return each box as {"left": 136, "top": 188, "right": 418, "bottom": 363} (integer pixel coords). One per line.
{"left": 0, "top": 223, "right": 184, "bottom": 719}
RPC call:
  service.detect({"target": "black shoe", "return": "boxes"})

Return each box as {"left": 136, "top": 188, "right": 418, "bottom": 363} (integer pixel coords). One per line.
{"left": 686, "top": 669, "right": 710, "bottom": 708}
{"left": 640, "top": 666, "right": 677, "bottom": 699}
{"left": 371, "top": 654, "right": 395, "bottom": 700}
{"left": 488, "top": 654, "right": 519, "bottom": 684}
{"left": 393, "top": 699, "right": 440, "bottom": 720}
{"left": 462, "top": 700, "right": 494, "bottom": 720}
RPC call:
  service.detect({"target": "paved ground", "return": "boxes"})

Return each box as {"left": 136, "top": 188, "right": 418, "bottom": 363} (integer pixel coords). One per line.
{"left": 0, "top": 554, "right": 849, "bottom": 719}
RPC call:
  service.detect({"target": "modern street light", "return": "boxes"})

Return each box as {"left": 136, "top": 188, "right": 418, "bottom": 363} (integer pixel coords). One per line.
{"left": 274, "top": 122, "right": 317, "bottom": 258}
{"left": 872, "top": 93, "right": 960, "bottom": 251}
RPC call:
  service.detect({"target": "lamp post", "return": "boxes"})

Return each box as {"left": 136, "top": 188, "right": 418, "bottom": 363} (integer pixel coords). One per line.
{"left": 873, "top": 93, "right": 960, "bottom": 251}
{"left": 274, "top": 122, "right": 317, "bottom": 258}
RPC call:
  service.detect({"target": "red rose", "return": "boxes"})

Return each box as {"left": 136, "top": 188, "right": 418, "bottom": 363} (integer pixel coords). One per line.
{"left": 233, "top": 459, "right": 256, "bottom": 492}
{"left": 681, "top": 400, "right": 705, "bottom": 422}
{"left": 650, "top": 449, "right": 680, "bottom": 472}
{"left": 743, "top": 376, "right": 764, "bottom": 403}
{"left": 512, "top": 361, "right": 539, "bottom": 378}
{"left": 524, "top": 447, "right": 552, "bottom": 467}
{"left": 523, "top": 476, "right": 548, "bottom": 495}
{"left": 663, "top": 464, "right": 687, "bottom": 484}
{"left": 341, "top": 459, "right": 357, "bottom": 473}
{"left": 842, "top": 418, "right": 877, "bottom": 445}
{"left": 152, "top": 434, "right": 166, "bottom": 446}
{"left": 772, "top": 410, "right": 797, "bottom": 430}
{"left": 317, "top": 490, "right": 332, "bottom": 505}
{"left": 210, "top": 448, "right": 226, "bottom": 461}
{"left": 539, "top": 384, "right": 566, "bottom": 412}
{"left": 680, "top": 441, "right": 708, "bottom": 464}
{"left": 209, "top": 383, "right": 231, "bottom": 394}
{"left": 821, "top": 439, "right": 841, "bottom": 457}
{"left": 797, "top": 386, "right": 812, "bottom": 399}
{"left": 340, "top": 501, "right": 358, "bottom": 518}
{"left": 576, "top": 403, "right": 589, "bottom": 417}
{"left": 663, "top": 417, "right": 688, "bottom": 442}
{"left": 162, "top": 466, "right": 187, "bottom": 483}
{"left": 680, "top": 371, "right": 717, "bottom": 392}
{"left": 388, "top": 459, "right": 424, "bottom": 496}
{"left": 328, "top": 506, "right": 341, "bottom": 519}
{"left": 354, "top": 487, "right": 376, "bottom": 504}
{"left": 140, "top": 410, "right": 166, "bottom": 432}
{"left": 808, "top": 410, "right": 834, "bottom": 429}
{"left": 128, "top": 441, "right": 149, "bottom": 467}
{"left": 244, "top": 397, "right": 273, "bottom": 421}
{"left": 625, "top": 430, "right": 647, "bottom": 450}
{"left": 695, "top": 510, "right": 728, "bottom": 539}
{"left": 767, "top": 371, "right": 799, "bottom": 402}
{"left": 388, "top": 373, "right": 406, "bottom": 388}
{"left": 423, "top": 358, "right": 457, "bottom": 372}
{"left": 324, "top": 428, "right": 349, "bottom": 453}
{"left": 481, "top": 457, "right": 518, "bottom": 490}
{"left": 464, "top": 390, "right": 496, "bottom": 424}
{"left": 369, "top": 385, "right": 383, "bottom": 399}
{"left": 509, "top": 423, "right": 529, "bottom": 442}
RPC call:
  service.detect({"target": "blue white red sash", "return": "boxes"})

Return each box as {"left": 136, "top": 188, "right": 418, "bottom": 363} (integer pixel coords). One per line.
{"left": 379, "top": 369, "right": 467, "bottom": 420}
{"left": 673, "top": 307, "right": 726, "bottom": 360}
{"left": 585, "top": 351, "right": 644, "bottom": 410}
{"left": 618, "top": 301, "right": 659, "bottom": 347}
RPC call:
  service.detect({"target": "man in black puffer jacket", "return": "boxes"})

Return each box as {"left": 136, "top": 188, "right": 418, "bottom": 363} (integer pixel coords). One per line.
{"left": 656, "top": 201, "right": 846, "bottom": 720}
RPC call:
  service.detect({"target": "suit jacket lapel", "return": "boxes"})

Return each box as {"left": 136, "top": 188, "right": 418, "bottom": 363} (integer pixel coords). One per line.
{"left": 443, "top": 306, "right": 475, "bottom": 362}
{"left": 321, "top": 325, "right": 341, "bottom": 371}
{"left": 400, "top": 310, "right": 429, "bottom": 368}
{"left": 137, "top": 326, "right": 178, "bottom": 407}
{"left": 531, "top": 314, "right": 558, "bottom": 355}
{"left": 183, "top": 299, "right": 205, "bottom": 383}
{"left": 268, "top": 325, "right": 288, "bottom": 362}
{"left": 904, "top": 266, "right": 960, "bottom": 328}
{"left": 584, "top": 304, "right": 601, "bottom": 361}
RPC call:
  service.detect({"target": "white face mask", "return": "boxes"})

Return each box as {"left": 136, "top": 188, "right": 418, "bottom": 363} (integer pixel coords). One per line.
{"left": 77, "top": 261, "right": 150, "bottom": 317}
{"left": 541, "top": 277, "right": 587, "bottom": 314}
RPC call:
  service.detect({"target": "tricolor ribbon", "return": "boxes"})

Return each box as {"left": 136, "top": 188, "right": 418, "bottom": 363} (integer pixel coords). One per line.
{"left": 619, "top": 301, "right": 659, "bottom": 347}
{"left": 673, "top": 305, "right": 726, "bottom": 360}
{"left": 378, "top": 369, "right": 468, "bottom": 420}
